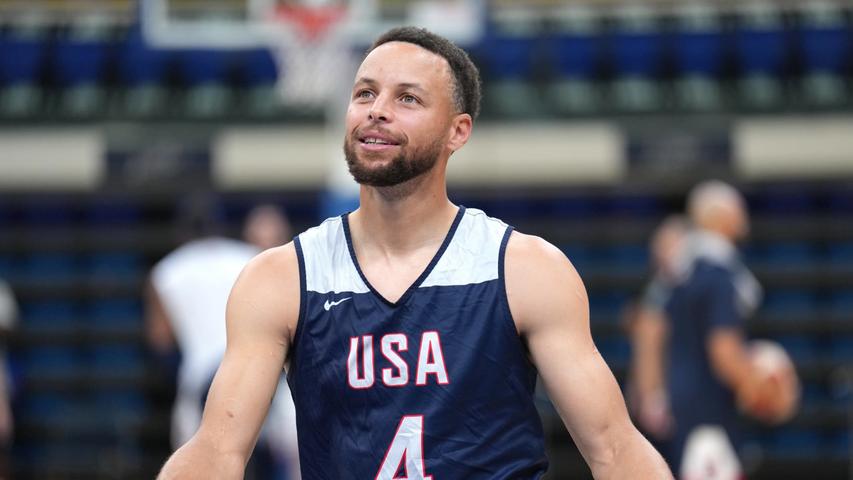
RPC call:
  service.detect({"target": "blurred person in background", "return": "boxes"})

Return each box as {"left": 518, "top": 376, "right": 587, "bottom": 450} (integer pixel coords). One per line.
{"left": 625, "top": 215, "right": 690, "bottom": 443}
{"left": 0, "top": 278, "right": 16, "bottom": 478}
{"left": 146, "top": 195, "right": 299, "bottom": 480}
{"left": 630, "top": 180, "right": 798, "bottom": 479}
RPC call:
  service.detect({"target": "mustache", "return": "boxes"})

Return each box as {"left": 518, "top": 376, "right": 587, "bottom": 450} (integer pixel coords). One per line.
{"left": 351, "top": 125, "right": 406, "bottom": 145}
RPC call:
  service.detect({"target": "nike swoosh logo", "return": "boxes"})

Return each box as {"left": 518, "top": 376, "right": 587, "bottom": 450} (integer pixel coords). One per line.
{"left": 324, "top": 297, "right": 352, "bottom": 311}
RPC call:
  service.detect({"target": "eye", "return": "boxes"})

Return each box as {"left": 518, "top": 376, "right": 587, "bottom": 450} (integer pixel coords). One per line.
{"left": 400, "top": 94, "right": 419, "bottom": 104}
{"left": 355, "top": 89, "right": 374, "bottom": 100}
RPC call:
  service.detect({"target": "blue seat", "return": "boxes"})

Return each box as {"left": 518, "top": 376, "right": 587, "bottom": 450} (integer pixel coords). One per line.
{"left": 550, "top": 30, "right": 599, "bottom": 80}
{"left": 829, "top": 337, "right": 853, "bottom": 363}
{"left": 18, "top": 392, "right": 79, "bottom": 420}
{"left": 53, "top": 30, "right": 111, "bottom": 88}
{"left": 91, "top": 389, "right": 147, "bottom": 417}
{"left": 86, "top": 200, "right": 141, "bottom": 226}
{"left": 760, "top": 289, "right": 817, "bottom": 317}
{"left": 22, "top": 346, "right": 81, "bottom": 377}
{"left": 117, "top": 27, "right": 169, "bottom": 88}
{"left": 178, "top": 49, "right": 230, "bottom": 87}
{"left": 828, "top": 290, "right": 853, "bottom": 315}
{"left": 607, "top": 194, "right": 662, "bottom": 217}
{"left": 588, "top": 291, "right": 630, "bottom": 318}
{"left": 22, "top": 198, "right": 75, "bottom": 225}
{"left": 88, "top": 344, "right": 145, "bottom": 375}
{"left": 86, "top": 253, "right": 143, "bottom": 280}
{"left": 22, "top": 254, "right": 78, "bottom": 282}
{"left": 236, "top": 48, "right": 279, "bottom": 88}
{"left": 764, "top": 427, "right": 822, "bottom": 456}
{"left": 673, "top": 21, "right": 725, "bottom": 78}
{"left": 611, "top": 24, "right": 664, "bottom": 79}
{"left": 86, "top": 298, "right": 142, "bottom": 330}
{"left": 20, "top": 300, "right": 77, "bottom": 330}
{"left": 601, "top": 244, "right": 649, "bottom": 271}
{"left": 751, "top": 189, "right": 816, "bottom": 216}
{"left": 0, "top": 27, "right": 48, "bottom": 86}
{"left": 827, "top": 243, "right": 853, "bottom": 266}
{"left": 760, "top": 242, "right": 817, "bottom": 268}
{"left": 735, "top": 18, "right": 788, "bottom": 77}
{"left": 560, "top": 244, "right": 591, "bottom": 271}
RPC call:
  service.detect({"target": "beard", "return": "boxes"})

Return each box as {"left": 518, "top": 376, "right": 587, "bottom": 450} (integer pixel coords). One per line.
{"left": 344, "top": 134, "right": 444, "bottom": 187}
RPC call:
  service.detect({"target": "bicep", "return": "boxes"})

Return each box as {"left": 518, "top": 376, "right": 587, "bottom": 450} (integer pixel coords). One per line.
{"left": 506, "top": 234, "right": 635, "bottom": 465}
{"left": 193, "top": 247, "right": 299, "bottom": 459}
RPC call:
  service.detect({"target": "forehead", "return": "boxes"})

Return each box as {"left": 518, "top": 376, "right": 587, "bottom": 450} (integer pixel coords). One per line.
{"left": 355, "top": 41, "right": 452, "bottom": 93}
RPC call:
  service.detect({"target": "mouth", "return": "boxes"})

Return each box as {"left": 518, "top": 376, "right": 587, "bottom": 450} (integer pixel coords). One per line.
{"left": 356, "top": 132, "right": 401, "bottom": 151}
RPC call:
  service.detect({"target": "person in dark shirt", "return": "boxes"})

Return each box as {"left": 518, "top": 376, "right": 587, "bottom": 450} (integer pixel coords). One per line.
{"left": 632, "top": 181, "right": 772, "bottom": 478}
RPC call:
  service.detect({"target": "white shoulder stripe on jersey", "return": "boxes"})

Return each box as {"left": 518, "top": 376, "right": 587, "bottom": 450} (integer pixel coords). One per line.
{"left": 420, "top": 208, "right": 508, "bottom": 288}
{"left": 298, "top": 217, "right": 370, "bottom": 294}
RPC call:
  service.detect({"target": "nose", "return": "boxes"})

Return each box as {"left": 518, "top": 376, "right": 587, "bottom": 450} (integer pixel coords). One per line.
{"left": 367, "top": 94, "right": 393, "bottom": 123}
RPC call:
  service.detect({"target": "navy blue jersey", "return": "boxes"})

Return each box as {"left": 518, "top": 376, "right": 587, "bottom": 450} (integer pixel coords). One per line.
{"left": 288, "top": 207, "right": 548, "bottom": 480}
{"left": 662, "top": 231, "right": 762, "bottom": 469}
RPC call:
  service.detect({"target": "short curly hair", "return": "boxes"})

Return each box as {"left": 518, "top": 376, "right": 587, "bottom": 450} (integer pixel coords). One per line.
{"left": 368, "top": 26, "right": 482, "bottom": 121}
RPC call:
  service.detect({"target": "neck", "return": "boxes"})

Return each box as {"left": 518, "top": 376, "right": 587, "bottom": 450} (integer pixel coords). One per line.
{"left": 349, "top": 164, "right": 457, "bottom": 254}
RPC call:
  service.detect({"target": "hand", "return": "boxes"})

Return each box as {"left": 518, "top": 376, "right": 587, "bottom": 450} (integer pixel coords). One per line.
{"left": 637, "top": 390, "right": 673, "bottom": 440}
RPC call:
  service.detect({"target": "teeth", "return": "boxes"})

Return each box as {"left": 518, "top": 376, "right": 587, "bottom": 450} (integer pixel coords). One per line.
{"left": 364, "top": 137, "right": 390, "bottom": 145}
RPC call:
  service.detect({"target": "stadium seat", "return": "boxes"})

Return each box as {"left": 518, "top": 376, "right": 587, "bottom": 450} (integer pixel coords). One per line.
{"left": 177, "top": 49, "right": 232, "bottom": 117}
{"left": 53, "top": 16, "right": 113, "bottom": 117}
{"left": 86, "top": 253, "right": 143, "bottom": 281}
{"left": 760, "top": 289, "right": 817, "bottom": 319}
{"left": 22, "top": 254, "right": 78, "bottom": 282}
{"left": 235, "top": 48, "right": 283, "bottom": 117}
{"left": 20, "top": 300, "right": 77, "bottom": 330}
{"left": 117, "top": 26, "right": 170, "bottom": 117}
{"left": 22, "top": 346, "right": 81, "bottom": 377}
{"left": 609, "top": 6, "right": 664, "bottom": 112}
{"left": 672, "top": 4, "right": 725, "bottom": 111}
{"left": 546, "top": 6, "right": 602, "bottom": 114}
{"left": 481, "top": 13, "right": 542, "bottom": 117}
{"left": 88, "top": 343, "right": 145, "bottom": 376}
{"left": 734, "top": 5, "right": 789, "bottom": 109}
{"left": 0, "top": 20, "right": 49, "bottom": 117}
{"left": 798, "top": 3, "right": 850, "bottom": 107}
{"left": 85, "top": 298, "right": 142, "bottom": 331}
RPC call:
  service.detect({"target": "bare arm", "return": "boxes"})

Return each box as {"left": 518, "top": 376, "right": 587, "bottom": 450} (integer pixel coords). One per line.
{"left": 629, "top": 305, "right": 672, "bottom": 439}
{"left": 506, "top": 233, "right": 671, "bottom": 480}
{"left": 158, "top": 244, "right": 300, "bottom": 479}
{"left": 708, "top": 328, "right": 761, "bottom": 411}
{"left": 145, "top": 279, "right": 176, "bottom": 355}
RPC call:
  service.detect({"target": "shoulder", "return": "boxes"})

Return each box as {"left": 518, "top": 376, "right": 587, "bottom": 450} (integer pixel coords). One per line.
{"left": 228, "top": 242, "right": 301, "bottom": 342}
{"left": 504, "top": 231, "right": 588, "bottom": 334}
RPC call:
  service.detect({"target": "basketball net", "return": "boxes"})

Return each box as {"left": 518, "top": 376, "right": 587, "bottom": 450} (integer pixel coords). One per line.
{"left": 270, "top": 4, "right": 351, "bottom": 109}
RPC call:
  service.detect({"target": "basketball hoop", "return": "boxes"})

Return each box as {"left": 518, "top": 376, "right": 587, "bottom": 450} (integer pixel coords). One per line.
{"left": 267, "top": 2, "right": 352, "bottom": 109}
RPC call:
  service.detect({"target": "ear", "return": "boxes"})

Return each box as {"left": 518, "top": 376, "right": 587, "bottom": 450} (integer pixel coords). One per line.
{"left": 446, "top": 113, "right": 473, "bottom": 153}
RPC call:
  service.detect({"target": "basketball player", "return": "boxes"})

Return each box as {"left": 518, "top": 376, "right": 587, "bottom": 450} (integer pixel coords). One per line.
{"left": 158, "top": 27, "right": 671, "bottom": 479}
{"left": 634, "top": 181, "right": 767, "bottom": 477}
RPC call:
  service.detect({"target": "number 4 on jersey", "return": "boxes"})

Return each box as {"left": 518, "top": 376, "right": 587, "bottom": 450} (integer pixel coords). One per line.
{"left": 375, "top": 415, "right": 434, "bottom": 480}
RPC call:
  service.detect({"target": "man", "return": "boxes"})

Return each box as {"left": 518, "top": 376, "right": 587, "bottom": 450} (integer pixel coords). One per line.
{"left": 158, "top": 27, "right": 671, "bottom": 479}
{"left": 632, "top": 181, "right": 769, "bottom": 478}
{"left": 626, "top": 215, "right": 689, "bottom": 441}
{"left": 148, "top": 201, "right": 298, "bottom": 479}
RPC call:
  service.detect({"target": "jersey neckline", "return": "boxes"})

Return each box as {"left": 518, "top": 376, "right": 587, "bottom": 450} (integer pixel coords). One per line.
{"left": 341, "top": 205, "right": 466, "bottom": 308}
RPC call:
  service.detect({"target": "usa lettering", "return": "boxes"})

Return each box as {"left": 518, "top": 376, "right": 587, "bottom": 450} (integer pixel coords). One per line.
{"left": 348, "top": 331, "right": 449, "bottom": 389}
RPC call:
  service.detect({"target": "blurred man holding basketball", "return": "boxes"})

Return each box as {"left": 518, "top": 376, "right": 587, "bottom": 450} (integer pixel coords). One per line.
{"left": 632, "top": 181, "right": 799, "bottom": 479}
{"left": 158, "top": 27, "right": 671, "bottom": 479}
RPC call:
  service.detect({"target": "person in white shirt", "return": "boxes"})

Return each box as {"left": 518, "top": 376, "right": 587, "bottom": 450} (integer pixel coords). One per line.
{"left": 146, "top": 199, "right": 298, "bottom": 479}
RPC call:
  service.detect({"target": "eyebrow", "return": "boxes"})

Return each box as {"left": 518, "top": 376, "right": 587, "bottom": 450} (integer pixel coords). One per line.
{"left": 354, "top": 77, "right": 428, "bottom": 95}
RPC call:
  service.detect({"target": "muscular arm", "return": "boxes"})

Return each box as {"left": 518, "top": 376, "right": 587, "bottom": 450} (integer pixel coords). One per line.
{"left": 158, "top": 244, "right": 300, "bottom": 479}
{"left": 506, "top": 233, "right": 671, "bottom": 479}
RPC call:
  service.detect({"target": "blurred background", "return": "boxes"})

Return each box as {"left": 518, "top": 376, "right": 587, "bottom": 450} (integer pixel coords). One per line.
{"left": 0, "top": 0, "right": 852, "bottom": 478}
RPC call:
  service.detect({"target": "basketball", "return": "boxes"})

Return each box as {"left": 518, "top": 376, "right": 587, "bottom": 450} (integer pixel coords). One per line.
{"left": 744, "top": 340, "right": 801, "bottom": 425}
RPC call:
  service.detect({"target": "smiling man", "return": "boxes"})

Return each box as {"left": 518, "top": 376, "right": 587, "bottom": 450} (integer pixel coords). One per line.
{"left": 157, "top": 27, "right": 671, "bottom": 479}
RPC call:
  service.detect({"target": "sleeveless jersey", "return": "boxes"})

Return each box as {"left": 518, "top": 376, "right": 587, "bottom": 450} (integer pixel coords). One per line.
{"left": 289, "top": 206, "right": 548, "bottom": 479}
